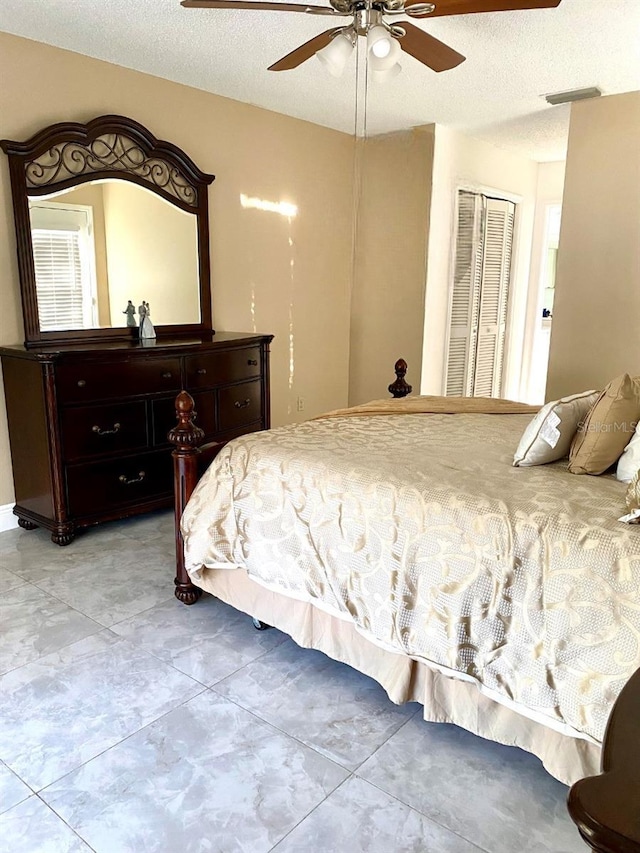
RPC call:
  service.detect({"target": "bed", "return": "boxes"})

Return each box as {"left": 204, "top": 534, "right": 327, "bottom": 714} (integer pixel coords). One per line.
{"left": 169, "top": 360, "right": 640, "bottom": 852}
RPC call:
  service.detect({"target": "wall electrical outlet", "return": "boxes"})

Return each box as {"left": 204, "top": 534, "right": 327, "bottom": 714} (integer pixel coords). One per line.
{"left": 296, "top": 396, "right": 305, "bottom": 412}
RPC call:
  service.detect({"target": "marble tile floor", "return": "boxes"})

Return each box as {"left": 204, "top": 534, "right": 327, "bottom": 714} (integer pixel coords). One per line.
{"left": 0, "top": 511, "right": 585, "bottom": 853}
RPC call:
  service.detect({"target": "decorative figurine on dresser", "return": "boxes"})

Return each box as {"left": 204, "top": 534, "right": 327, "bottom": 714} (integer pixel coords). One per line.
{"left": 0, "top": 115, "right": 272, "bottom": 544}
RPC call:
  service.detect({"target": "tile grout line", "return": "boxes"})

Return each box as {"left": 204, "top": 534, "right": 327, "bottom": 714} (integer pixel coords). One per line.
{"left": 350, "top": 712, "right": 493, "bottom": 853}
{"left": 345, "top": 703, "right": 422, "bottom": 775}
{"left": 34, "top": 792, "right": 99, "bottom": 853}
{"left": 1, "top": 520, "right": 215, "bottom": 817}
{"left": 103, "top": 630, "right": 225, "bottom": 691}
{"left": 30, "top": 680, "right": 344, "bottom": 853}
{"left": 1, "top": 517, "right": 576, "bottom": 853}
{"left": 106, "top": 605, "right": 288, "bottom": 688}
{"left": 2, "top": 529, "right": 143, "bottom": 582}
{"left": 266, "top": 773, "right": 356, "bottom": 852}
{"left": 28, "top": 574, "right": 177, "bottom": 629}
{"left": 351, "top": 774, "right": 490, "bottom": 853}
{"left": 268, "top": 762, "right": 489, "bottom": 853}
{"left": 198, "top": 630, "right": 289, "bottom": 686}
{"left": 203, "top": 647, "right": 419, "bottom": 777}
{"left": 0, "top": 758, "right": 37, "bottom": 817}
{"left": 33, "top": 683, "right": 210, "bottom": 798}
{"left": 1, "top": 617, "right": 211, "bottom": 790}
{"left": 205, "top": 683, "right": 364, "bottom": 776}
{"left": 104, "top": 593, "right": 190, "bottom": 630}
{"left": 0, "top": 595, "right": 107, "bottom": 679}
{"left": 3, "top": 578, "right": 369, "bottom": 706}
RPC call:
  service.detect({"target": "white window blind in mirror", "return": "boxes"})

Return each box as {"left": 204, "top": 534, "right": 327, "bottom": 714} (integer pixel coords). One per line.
{"left": 30, "top": 203, "right": 98, "bottom": 332}
{"left": 445, "top": 190, "right": 515, "bottom": 397}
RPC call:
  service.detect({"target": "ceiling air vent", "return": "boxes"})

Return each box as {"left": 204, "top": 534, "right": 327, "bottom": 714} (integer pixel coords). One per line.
{"left": 544, "top": 87, "right": 602, "bottom": 106}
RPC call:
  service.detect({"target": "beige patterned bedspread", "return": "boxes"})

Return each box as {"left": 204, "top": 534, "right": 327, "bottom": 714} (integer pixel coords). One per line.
{"left": 181, "top": 400, "right": 640, "bottom": 744}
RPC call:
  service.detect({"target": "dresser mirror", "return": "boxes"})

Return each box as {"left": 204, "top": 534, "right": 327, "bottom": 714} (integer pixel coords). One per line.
{"left": 1, "top": 115, "right": 215, "bottom": 347}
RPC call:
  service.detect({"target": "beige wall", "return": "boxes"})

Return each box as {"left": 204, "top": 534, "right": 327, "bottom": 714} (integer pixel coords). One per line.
{"left": 546, "top": 91, "right": 640, "bottom": 399}
{"left": 349, "top": 127, "right": 434, "bottom": 405}
{"left": 0, "top": 32, "right": 355, "bottom": 505}
{"left": 421, "top": 126, "right": 539, "bottom": 399}
{"left": 102, "top": 182, "right": 200, "bottom": 327}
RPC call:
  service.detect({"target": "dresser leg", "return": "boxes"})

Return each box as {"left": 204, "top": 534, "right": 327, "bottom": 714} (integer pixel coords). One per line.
{"left": 174, "top": 579, "right": 202, "bottom": 605}
{"left": 51, "top": 526, "right": 75, "bottom": 546}
{"left": 17, "top": 518, "right": 38, "bottom": 531}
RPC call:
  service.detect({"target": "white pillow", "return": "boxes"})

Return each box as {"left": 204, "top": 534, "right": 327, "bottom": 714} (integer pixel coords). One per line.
{"left": 617, "top": 420, "right": 640, "bottom": 483}
{"left": 513, "top": 390, "right": 599, "bottom": 467}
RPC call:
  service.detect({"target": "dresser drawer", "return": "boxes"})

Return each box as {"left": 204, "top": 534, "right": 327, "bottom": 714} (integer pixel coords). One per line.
{"left": 66, "top": 450, "right": 173, "bottom": 516}
{"left": 57, "top": 358, "right": 181, "bottom": 403}
{"left": 219, "top": 380, "right": 263, "bottom": 432}
{"left": 151, "top": 391, "right": 217, "bottom": 446}
{"left": 61, "top": 401, "right": 148, "bottom": 461}
{"left": 185, "top": 347, "right": 261, "bottom": 389}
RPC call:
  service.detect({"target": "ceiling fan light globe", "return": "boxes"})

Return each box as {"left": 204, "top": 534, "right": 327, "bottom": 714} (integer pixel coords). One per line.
{"left": 316, "top": 33, "right": 353, "bottom": 76}
{"left": 368, "top": 34, "right": 400, "bottom": 71}
{"left": 367, "top": 25, "right": 392, "bottom": 59}
{"left": 372, "top": 39, "right": 391, "bottom": 58}
{"left": 370, "top": 62, "right": 401, "bottom": 83}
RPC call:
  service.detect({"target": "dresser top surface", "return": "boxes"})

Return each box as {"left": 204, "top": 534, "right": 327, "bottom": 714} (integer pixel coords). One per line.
{"left": 0, "top": 332, "right": 274, "bottom": 361}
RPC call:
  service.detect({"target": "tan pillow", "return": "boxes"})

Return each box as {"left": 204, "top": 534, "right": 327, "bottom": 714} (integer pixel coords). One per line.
{"left": 568, "top": 374, "right": 640, "bottom": 475}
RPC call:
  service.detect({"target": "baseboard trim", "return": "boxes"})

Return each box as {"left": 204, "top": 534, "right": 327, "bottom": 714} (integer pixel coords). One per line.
{"left": 0, "top": 503, "right": 19, "bottom": 533}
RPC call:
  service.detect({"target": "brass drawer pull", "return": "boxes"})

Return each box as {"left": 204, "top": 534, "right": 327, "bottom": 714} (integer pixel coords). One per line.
{"left": 77, "top": 379, "right": 86, "bottom": 388}
{"left": 247, "top": 358, "right": 258, "bottom": 366}
{"left": 234, "top": 398, "right": 251, "bottom": 409}
{"left": 196, "top": 368, "right": 207, "bottom": 375}
{"left": 118, "top": 471, "right": 146, "bottom": 485}
{"left": 162, "top": 371, "right": 173, "bottom": 379}
{"left": 92, "top": 422, "right": 121, "bottom": 436}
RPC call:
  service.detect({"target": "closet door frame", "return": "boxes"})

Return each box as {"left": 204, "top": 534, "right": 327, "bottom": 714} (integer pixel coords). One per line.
{"left": 442, "top": 182, "right": 524, "bottom": 397}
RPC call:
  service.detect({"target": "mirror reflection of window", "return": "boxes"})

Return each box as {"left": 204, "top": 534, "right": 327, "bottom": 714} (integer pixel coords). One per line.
{"left": 27, "top": 180, "right": 201, "bottom": 333}
{"left": 29, "top": 202, "right": 99, "bottom": 331}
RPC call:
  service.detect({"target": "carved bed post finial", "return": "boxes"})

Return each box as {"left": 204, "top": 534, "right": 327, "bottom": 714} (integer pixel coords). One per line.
{"left": 388, "top": 359, "right": 412, "bottom": 398}
{"left": 168, "top": 391, "right": 205, "bottom": 605}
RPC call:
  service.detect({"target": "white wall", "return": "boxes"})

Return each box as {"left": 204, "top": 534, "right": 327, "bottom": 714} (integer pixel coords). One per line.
{"left": 421, "top": 126, "right": 539, "bottom": 400}
{"left": 521, "top": 161, "right": 566, "bottom": 403}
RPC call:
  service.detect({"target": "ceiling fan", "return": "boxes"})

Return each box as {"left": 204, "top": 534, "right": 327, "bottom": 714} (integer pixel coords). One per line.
{"left": 182, "top": 0, "right": 562, "bottom": 78}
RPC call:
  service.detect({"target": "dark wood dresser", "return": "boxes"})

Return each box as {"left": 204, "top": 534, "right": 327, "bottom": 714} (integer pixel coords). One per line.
{"left": 0, "top": 332, "right": 272, "bottom": 544}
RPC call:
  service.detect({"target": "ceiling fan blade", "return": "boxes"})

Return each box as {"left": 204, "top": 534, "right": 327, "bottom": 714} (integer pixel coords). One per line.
{"left": 268, "top": 27, "right": 345, "bottom": 71}
{"left": 181, "top": 0, "right": 343, "bottom": 15}
{"left": 396, "top": 22, "right": 465, "bottom": 71}
{"left": 405, "top": 0, "right": 561, "bottom": 16}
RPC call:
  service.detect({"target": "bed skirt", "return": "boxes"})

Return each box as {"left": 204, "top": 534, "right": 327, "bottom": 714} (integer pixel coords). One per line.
{"left": 196, "top": 566, "right": 601, "bottom": 787}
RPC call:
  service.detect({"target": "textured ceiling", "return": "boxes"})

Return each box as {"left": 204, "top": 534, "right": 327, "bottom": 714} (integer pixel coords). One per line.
{"left": 1, "top": 0, "right": 639, "bottom": 161}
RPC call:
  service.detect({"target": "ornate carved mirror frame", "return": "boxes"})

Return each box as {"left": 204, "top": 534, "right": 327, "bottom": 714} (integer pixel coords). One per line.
{"left": 1, "top": 115, "right": 215, "bottom": 347}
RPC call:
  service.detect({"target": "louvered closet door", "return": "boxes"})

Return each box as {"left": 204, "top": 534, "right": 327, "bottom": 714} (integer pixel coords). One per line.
{"left": 445, "top": 192, "right": 515, "bottom": 398}
{"left": 445, "top": 191, "right": 483, "bottom": 396}
{"left": 473, "top": 198, "right": 515, "bottom": 397}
